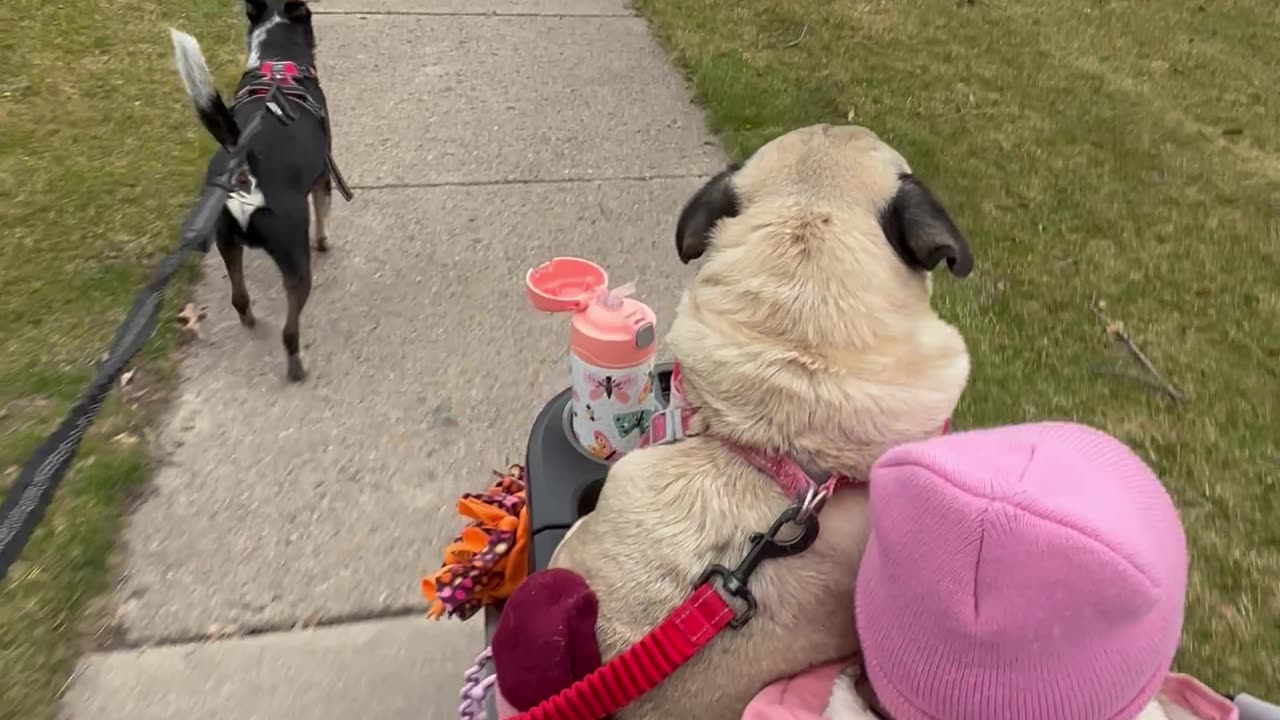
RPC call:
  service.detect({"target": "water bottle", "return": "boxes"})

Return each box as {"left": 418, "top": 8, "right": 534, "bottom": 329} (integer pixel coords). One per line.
{"left": 526, "top": 257, "right": 658, "bottom": 460}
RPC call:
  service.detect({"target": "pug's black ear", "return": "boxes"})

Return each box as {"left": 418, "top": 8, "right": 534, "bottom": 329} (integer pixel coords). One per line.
{"left": 879, "top": 174, "right": 973, "bottom": 278}
{"left": 283, "top": 0, "right": 312, "bottom": 24}
{"left": 245, "top": 0, "right": 268, "bottom": 22}
{"left": 676, "top": 165, "right": 741, "bottom": 264}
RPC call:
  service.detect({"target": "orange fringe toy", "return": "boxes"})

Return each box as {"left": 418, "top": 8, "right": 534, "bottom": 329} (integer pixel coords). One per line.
{"left": 422, "top": 464, "right": 531, "bottom": 620}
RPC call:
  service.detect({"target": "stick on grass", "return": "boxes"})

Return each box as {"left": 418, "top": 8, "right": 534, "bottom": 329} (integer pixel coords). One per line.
{"left": 1090, "top": 302, "right": 1188, "bottom": 405}
{"left": 784, "top": 23, "right": 810, "bottom": 48}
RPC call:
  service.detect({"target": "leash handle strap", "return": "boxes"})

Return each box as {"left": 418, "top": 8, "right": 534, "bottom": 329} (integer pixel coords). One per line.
{"left": 510, "top": 583, "right": 735, "bottom": 720}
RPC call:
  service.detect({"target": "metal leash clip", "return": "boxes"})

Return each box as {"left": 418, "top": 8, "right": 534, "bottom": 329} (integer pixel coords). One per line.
{"left": 696, "top": 504, "right": 820, "bottom": 629}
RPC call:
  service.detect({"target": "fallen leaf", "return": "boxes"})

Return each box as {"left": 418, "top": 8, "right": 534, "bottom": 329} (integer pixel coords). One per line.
{"left": 111, "top": 433, "right": 140, "bottom": 447}
{"left": 176, "top": 303, "right": 207, "bottom": 336}
{"left": 119, "top": 369, "right": 136, "bottom": 389}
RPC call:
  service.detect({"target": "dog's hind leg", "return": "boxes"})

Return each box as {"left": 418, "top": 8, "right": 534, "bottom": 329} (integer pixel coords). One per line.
{"left": 215, "top": 217, "right": 255, "bottom": 327}
{"left": 271, "top": 242, "right": 312, "bottom": 383}
{"left": 310, "top": 175, "right": 332, "bottom": 253}
{"left": 283, "top": 272, "right": 311, "bottom": 382}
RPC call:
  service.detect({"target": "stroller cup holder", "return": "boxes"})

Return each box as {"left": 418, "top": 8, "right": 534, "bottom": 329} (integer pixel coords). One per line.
{"left": 526, "top": 361, "right": 674, "bottom": 571}
{"left": 483, "top": 362, "right": 675, "bottom": 632}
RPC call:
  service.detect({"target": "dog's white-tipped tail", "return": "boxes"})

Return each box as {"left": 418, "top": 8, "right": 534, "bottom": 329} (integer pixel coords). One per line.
{"left": 168, "top": 28, "right": 239, "bottom": 147}
{"left": 169, "top": 28, "right": 216, "bottom": 108}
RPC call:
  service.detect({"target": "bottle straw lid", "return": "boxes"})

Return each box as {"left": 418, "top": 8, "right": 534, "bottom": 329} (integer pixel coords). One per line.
{"left": 526, "top": 258, "right": 609, "bottom": 313}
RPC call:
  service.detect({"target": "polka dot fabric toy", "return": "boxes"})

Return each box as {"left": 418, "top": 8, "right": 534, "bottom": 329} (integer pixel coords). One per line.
{"left": 422, "top": 465, "right": 531, "bottom": 620}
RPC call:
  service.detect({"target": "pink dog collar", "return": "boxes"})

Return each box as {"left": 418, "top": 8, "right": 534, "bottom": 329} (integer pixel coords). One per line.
{"left": 640, "top": 363, "right": 951, "bottom": 509}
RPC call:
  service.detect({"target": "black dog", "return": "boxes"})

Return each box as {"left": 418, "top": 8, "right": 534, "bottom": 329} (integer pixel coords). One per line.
{"left": 170, "top": 0, "right": 334, "bottom": 382}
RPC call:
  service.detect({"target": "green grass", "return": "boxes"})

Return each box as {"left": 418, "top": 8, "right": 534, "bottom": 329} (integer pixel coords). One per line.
{"left": 0, "top": 1, "right": 243, "bottom": 718}
{"left": 634, "top": 0, "right": 1279, "bottom": 699}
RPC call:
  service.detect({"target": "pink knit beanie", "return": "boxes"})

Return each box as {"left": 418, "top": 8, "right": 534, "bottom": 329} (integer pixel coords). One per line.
{"left": 854, "top": 422, "right": 1188, "bottom": 720}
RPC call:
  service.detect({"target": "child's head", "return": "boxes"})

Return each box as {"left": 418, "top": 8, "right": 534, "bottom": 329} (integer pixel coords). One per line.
{"left": 855, "top": 422, "right": 1188, "bottom": 720}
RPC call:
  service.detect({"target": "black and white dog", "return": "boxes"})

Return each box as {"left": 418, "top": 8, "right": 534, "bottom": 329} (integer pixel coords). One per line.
{"left": 170, "top": 0, "right": 336, "bottom": 382}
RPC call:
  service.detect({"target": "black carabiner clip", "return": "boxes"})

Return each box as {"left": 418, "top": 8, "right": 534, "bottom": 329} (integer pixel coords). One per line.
{"left": 696, "top": 505, "right": 820, "bottom": 629}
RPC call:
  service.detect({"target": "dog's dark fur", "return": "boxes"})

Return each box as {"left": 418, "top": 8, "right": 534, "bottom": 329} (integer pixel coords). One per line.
{"left": 170, "top": 0, "right": 332, "bottom": 382}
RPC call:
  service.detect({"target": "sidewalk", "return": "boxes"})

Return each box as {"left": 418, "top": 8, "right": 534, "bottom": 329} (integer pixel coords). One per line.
{"left": 62, "top": 1, "right": 721, "bottom": 718}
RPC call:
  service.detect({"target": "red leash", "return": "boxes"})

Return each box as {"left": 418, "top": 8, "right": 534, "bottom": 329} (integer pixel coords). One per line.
{"left": 509, "top": 505, "right": 819, "bottom": 720}
{"left": 509, "top": 583, "right": 734, "bottom": 720}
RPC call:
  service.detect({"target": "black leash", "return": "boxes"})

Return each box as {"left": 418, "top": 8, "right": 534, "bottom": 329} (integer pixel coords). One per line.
{"left": 328, "top": 152, "right": 355, "bottom": 202}
{"left": 0, "top": 89, "right": 298, "bottom": 582}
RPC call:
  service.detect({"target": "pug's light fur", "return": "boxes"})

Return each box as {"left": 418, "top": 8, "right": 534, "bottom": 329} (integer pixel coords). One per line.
{"left": 550, "top": 125, "right": 974, "bottom": 720}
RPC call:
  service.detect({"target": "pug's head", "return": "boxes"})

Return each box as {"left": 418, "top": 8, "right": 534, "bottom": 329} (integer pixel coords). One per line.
{"left": 676, "top": 124, "right": 972, "bottom": 275}
{"left": 666, "top": 124, "right": 973, "bottom": 478}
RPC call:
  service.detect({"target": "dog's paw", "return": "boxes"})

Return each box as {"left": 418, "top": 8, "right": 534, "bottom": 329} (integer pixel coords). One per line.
{"left": 314, "top": 235, "right": 329, "bottom": 253}
{"left": 238, "top": 310, "right": 257, "bottom": 328}
{"left": 287, "top": 357, "right": 307, "bottom": 383}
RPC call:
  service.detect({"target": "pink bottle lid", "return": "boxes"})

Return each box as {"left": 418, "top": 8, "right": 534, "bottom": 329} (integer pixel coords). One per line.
{"left": 526, "top": 257, "right": 609, "bottom": 312}
{"left": 527, "top": 258, "right": 658, "bottom": 369}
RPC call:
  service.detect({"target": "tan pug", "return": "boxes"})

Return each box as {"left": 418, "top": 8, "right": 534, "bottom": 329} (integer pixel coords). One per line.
{"left": 549, "top": 124, "right": 974, "bottom": 720}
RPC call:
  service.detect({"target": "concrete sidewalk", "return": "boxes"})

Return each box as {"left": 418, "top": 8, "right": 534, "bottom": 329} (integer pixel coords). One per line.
{"left": 63, "top": 1, "right": 720, "bottom": 718}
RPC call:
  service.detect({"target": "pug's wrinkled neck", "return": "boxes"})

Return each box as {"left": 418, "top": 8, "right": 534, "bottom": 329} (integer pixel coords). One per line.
{"left": 677, "top": 374, "right": 883, "bottom": 481}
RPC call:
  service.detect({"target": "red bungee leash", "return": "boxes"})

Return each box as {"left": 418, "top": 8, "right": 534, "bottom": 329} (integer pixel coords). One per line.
{"left": 508, "top": 505, "right": 820, "bottom": 720}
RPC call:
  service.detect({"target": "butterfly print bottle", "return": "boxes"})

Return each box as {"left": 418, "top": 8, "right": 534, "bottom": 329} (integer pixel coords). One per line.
{"left": 526, "top": 258, "right": 659, "bottom": 459}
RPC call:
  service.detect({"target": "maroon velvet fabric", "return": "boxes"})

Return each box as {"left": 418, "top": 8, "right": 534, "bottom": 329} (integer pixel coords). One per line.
{"left": 491, "top": 568, "right": 604, "bottom": 711}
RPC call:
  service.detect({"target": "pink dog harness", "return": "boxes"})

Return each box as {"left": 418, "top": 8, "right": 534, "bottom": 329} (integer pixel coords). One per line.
{"left": 643, "top": 362, "right": 862, "bottom": 504}
{"left": 642, "top": 363, "right": 951, "bottom": 509}
{"left": 233, "top": 60, "right": 326, "bottom": 120}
